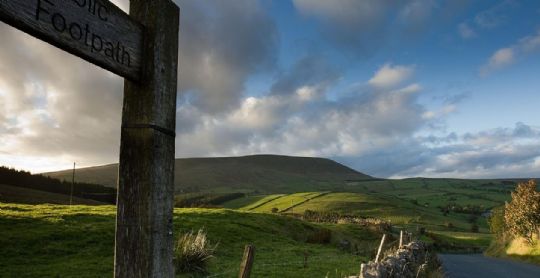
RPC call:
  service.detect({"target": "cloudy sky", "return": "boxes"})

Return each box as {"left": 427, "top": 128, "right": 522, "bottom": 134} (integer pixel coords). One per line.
{"left": 1, "top": 0, "right": 539, "bottom": 178}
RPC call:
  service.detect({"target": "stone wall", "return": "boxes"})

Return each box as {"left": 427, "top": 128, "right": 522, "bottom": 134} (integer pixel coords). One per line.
{"left": 357, "top": 241, "right": 438, "bottom": 278}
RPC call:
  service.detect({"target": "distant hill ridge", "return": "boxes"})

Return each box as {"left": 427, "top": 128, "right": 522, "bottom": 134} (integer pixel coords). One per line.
{"left": 44, "top": 154, "right": 372, "bottom": 193}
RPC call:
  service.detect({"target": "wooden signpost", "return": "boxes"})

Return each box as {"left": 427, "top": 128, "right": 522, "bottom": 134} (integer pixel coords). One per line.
{"left": 0, "top": 0, "right": 180, "bottom": 277}
{"left": 0, "top": 0, "right": 143, "bottom": 80}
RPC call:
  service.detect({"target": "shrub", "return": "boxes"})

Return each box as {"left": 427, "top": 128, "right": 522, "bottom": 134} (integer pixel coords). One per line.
{"left": 445, "top": 222, "right": 454, "bottom": 229}
{"left": 271, "top": 207, "right": 279, "bottom": 213}
{"left": 488, "top": 206, "right": 505, "bottom": 235}
{"left": 306, "top": 228, "right": 331, "bottom": 244}
{"left": 504, "top": 180, "right": 540, "bottom": 245}
{"left": 174, "top": 229, "right": 217, "bottom": 274}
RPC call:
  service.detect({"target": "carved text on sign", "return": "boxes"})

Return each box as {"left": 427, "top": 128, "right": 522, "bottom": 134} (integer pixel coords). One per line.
{"left": 0, "top": 0, "right": 143, "bottom": 80}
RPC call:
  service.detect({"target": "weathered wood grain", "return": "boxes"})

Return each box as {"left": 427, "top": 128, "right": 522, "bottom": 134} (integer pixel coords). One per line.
{"left": 114, "top": 0, "right": 179, "bottom": 277}
{"left": 239, "top": 245, "right": 256, "bottom": 278}
{"left": 0, "top": 0, "right": 142, "bottom": 81}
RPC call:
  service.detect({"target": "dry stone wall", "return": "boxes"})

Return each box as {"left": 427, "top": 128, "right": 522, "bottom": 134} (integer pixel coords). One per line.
{"left": 357, "top": 241, "right": 438, "bottom": 278}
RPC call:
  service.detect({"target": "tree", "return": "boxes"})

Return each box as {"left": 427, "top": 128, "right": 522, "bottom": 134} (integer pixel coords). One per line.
{"left": 504, "top": 180, "right": 540, "bottom": 245}
{"left": 488, "top": 206, "right": 505, "bottom": 235}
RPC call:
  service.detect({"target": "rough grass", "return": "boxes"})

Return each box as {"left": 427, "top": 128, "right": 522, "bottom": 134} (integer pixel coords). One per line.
{"left": 174, "top": 229, "right": 216, "bottom": 274}
{"left": 0, "top": 202, "right": 381, "bottom": 277}
{"left": 426, "top": 231, "right": 492, "bottom": 252}
{"left": 486, "top": 236, "right": 540, "bottom": 265}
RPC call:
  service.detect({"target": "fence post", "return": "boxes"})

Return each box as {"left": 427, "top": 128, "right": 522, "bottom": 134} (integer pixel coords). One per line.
{"left": 239, "top": 245, "right": 255, "bottom": 278}
{"left": 399, "top": 230, "right": 403, "bottom": 248}
{"left": 359, "top": 263, "right": 366, "bottom": 278}
{"left": 375, "top": 234, "right": 386, "bottom": 263}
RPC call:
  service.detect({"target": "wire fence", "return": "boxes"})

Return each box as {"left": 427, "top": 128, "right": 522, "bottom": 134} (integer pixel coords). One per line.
{"left": 200, "top": 248, "right": 367, "bottom": 277}
{"left": 199, "top": 231, "right": 415, "bottom": 277}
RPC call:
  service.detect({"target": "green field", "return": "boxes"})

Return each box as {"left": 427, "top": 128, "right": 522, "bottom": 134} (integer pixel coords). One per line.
{"left": 245, "top": 192, "right": 328, "bottom": 213}
{"left": 0, "top": 203, "right": 382, "bottom": 277}
{"left": 225, "top": 191, "right": 490, "bottom": 233}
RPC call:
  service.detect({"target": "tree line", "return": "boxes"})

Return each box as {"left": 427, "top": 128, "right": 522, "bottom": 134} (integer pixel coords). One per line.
{"left": 0, "top": 166, "right": 116, "bottom": 204}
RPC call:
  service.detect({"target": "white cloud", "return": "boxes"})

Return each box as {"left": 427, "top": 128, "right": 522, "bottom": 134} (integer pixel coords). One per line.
{"left": 518, "top": 29, "right": 540, "bottom": 53}
{"left": 368, "top": 64, "right": 415, "bottom": 89}
{"left": 480, "top": 47, "right": 514, "bottom": 76}
{"left": 0, "top": 0, "right": 537, "bottom": 180}
{"left": 0, "top": 0, "right": 279, "bottom": 172}
{"left": 458, "top": 22, "right": 476, "bottom": 39}
{"left": 291, "top": 0, "right": 444, "bottom": 56}
{"left": 479, "top": 28, "right": 540, "bottom": 76}
{"left": 474, "top": 0, "right": 515, "bottom": 29}
{"left": 292, "top": 0, "right": 385, "bottom": 25}
{"left": 399, "top": 0, "right": 437, "bottom": 33}
{"left": 173, "top": 62, "right": 428, "bottom": 173}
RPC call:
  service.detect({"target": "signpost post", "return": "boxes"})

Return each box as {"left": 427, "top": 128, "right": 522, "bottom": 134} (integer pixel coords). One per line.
{"left": 0, "top": 0, "right": 180, "bottom": 277}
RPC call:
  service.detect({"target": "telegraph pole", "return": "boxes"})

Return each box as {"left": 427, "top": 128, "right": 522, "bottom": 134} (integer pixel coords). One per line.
{"left": 70, "top": 162, "right": 75, "bottom": 206}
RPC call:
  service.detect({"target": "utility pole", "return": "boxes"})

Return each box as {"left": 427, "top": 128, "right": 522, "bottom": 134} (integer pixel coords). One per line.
{"left": 70, "top": 162, "right": 75, "bottom": 206}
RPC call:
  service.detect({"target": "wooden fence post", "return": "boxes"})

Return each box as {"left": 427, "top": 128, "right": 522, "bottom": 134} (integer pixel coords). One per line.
{"left": 375, "top": 234, "right": 386, "bottom": 263}
{"left": 359, "top": 263, "right": 366, "bottom": 278}
{"left": 239, "top": 245, "right": 256, "bottom": 278}
{"left": 399, "top": 230, "right": 403, "bottom": 248}
{"left": 114, "top": 0, "right": 179, "bottom": 277}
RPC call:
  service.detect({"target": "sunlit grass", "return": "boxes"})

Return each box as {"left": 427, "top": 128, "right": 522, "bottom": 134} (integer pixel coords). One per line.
{"left": 0, "top": 202, "right": 378, "bottom": 277}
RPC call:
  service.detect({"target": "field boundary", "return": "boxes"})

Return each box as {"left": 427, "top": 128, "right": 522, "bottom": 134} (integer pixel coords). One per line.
{"left": 280, "top": 191, "right": 331, "bottom": 212}
{"left": 245, "top": 195, "right": 286, "bottom": 211}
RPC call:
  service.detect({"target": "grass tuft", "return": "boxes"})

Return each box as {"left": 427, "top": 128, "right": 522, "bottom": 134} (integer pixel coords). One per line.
{"left": 174, "top": 228, "right": 217, "bottom": 274}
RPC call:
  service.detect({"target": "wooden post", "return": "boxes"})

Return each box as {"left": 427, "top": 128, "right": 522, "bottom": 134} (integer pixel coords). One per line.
{"left": 114, "top": 0, "right": 179, "bottom": 277}
{"left": 359, "top": 263, "right": 366, "bottom": 278}
{"left": 239, "top": 245, "right": 256, "bottom": 278}
{"left": 70, "top": 162, "right": 75, "bottom": 206}
{"left": 375, "top": 234, "right": 386, "bottom": 263}
{"left": 303, "top": 251, "right": 308, "bottom": 268}
{"left": 399, "top": 230, "right": 403, "bottom": 248}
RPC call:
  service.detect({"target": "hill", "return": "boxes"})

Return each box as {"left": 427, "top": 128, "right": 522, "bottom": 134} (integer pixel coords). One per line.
{"left": 44, "top": 154, "right": 372, "bottom": 193}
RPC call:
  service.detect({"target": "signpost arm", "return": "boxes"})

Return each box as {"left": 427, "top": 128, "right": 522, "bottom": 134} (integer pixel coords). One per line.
{"left": 114, "top": 0, "right": 179, "bottom": 277}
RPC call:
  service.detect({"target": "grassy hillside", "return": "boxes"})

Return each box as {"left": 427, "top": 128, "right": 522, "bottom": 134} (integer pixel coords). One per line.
{"left": 0, "top": 184, "right": 105, "bottom": 205}
{"left": 228, "top": 192, "right": 490, "bottom": 233}
{"left": 44, "top": 155, "right": 372, "bottom": 193}
{"left": 0, "top": 203, "right": 382, "bottom": 277}
{"left": 43, "top": 164, "right": 119, "bottom": 188}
